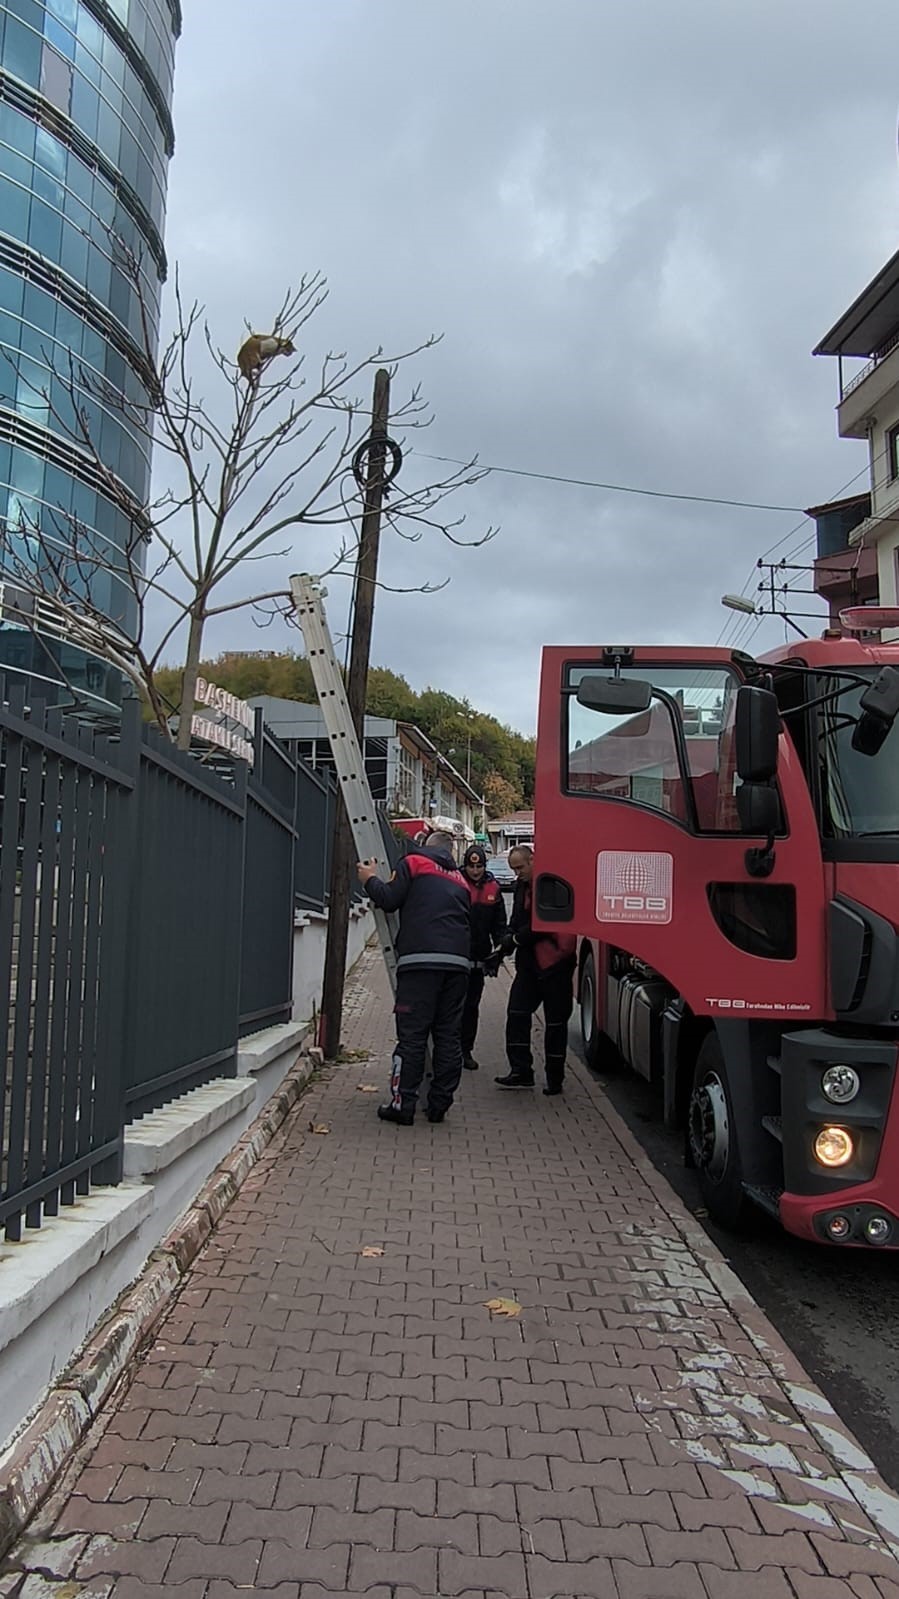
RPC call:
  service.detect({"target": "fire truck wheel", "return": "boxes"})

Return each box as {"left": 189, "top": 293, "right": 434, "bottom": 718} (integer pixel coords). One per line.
{"left": 579, "top": 949, "right": 617, "bottom": 1072}
{"left": 688, "top": 1035, "right": 747, "bottom": 1228}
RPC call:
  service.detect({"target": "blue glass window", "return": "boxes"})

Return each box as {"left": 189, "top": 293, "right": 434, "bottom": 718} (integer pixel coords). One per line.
{"left": 47, "top": 0, "right": 78, "bottom": 26}
{"left": 11, "top": 448, "right": 45, "bottom": 500}
{"left": 0, "top": 268, "right": 24, "bottom": 317}
{"left": 43, "top": 18, "right": 75, "bottom": 63}
{"left": 0, "top": 177, "right": 30, "bottom": 243}
{"left": 4, "top": 17, "right": 42, "bottom": 85}
{"left": 34, "top": 127, "right": 66, "bottom": 183}
{"left": 16, "top": 359, "right": 49, "bottom": 426}
{"left": 73, "top": 37, "right": 101, "bottom": 87}
{"left": 86, "top": 249, "right": 110, "bottom": 302}
{"left": 0, "top": 310, "right": 21, "bottom": 350}
{"left": 43, "top": 463, "right": 72, "bottom": 513}
{"left": 6, "top": 1, "right": 43, "bottom": 28}
{"left": 59, "top": 226, "right": 89, "bottom": 283}
{"left": 0, "top": 103, "right": 35, "bottom": 157}
{"left": 70, "top": 75, "right": 99, "bottom": 140}
{"left": 29, "top": 200, "right": 63, "bottom": 260}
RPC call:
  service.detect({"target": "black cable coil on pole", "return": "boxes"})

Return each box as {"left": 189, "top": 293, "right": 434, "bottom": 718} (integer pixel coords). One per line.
{"left": 352, "top": 435, "right": 403, "bottom": 494}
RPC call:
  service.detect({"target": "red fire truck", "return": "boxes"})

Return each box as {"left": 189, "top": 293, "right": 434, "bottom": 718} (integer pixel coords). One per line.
{"left": 532, "top": 631, "right": 899, "bottom": 1248}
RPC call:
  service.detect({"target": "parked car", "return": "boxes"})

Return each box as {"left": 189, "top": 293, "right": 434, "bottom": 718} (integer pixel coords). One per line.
{"left": 487, "top": 852, "right": 516, "bottom": 892}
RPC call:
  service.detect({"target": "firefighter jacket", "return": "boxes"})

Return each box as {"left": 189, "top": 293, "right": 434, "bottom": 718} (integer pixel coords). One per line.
{"left": 466, "top": 871, "right": 508, "bottom": 966}
{"left": 363, "top": 846, "right": 472, "bottom": 974}
{"left": 508, "top": 879, "right": 577, "bottom": 975}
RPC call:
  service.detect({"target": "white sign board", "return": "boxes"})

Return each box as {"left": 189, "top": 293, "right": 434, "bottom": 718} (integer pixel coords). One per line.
{"left": 191, "top": 676, "right": 256, "bottom": 765}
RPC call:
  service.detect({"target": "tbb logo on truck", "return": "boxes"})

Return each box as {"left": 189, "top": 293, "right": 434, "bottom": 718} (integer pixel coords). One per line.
{"left": 596, "top": 851, "right": 673, "bottom": 924}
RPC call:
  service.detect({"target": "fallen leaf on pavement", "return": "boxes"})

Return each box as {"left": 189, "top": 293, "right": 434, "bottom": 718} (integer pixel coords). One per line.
{"left": 309, "top": 1122, "right": 330, "bottom": 1135}
{"left": 356, "top": 1084, "right": 378, "bottom": 1093}
{"left": 360, "top": 1246, "right": 385, "bottom": 1257}
{"left": 484, "top": 1296, "right": 522, "bottom": 1318}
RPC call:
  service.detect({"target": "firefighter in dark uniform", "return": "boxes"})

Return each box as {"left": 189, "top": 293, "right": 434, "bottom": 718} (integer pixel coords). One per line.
{"left": 459, "top": 844, "right": 508, "bottom": 1071}
{"left": 358, "top": 831, "right": 471, "bottom": 1125}
{"left": 492, "top": 844, "right": 576, "bottom": 1095}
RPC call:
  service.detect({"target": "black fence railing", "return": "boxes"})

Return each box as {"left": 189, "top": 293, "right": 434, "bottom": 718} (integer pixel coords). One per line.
{"left": 0, "top": 691, "right": 338, "bottom": 1242}
{"left": 240, "top": 713, "right": 297, "bottom": 1039}
{"left": 124, "top": 729, "right": 248, "bottom": 1120}
{"left": 0, "top": 687, "right": 135, "bottom": 1240}
{"left": 294, "top": 759, "right": 335, "bottom": 911}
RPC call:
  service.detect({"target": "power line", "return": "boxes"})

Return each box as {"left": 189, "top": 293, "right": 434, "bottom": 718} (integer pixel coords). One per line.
{"left": 413, "top": 452, "right": 805, "bottom": 515}
{"left": 715, "top": 447, "right": 877, "bottom": 646}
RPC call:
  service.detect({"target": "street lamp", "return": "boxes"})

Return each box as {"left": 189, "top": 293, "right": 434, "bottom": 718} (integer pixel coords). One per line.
{"left": 451, "top": 710, "right": 477, "bottom": 785}
{"left": 721, "top": 594, "right": 758, "bottom": 615}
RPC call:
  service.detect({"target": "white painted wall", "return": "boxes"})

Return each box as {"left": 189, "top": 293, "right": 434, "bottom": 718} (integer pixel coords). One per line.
{"left": 837, "top": 360, "right": 899, "bottom": 623}
{"left": 292, "top": 901, "right": 372, "bottom": 1028}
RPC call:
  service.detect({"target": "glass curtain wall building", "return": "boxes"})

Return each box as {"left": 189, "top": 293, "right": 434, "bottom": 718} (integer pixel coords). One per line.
{"left": 0, "top": 0, "right": 179, "bottom": 709}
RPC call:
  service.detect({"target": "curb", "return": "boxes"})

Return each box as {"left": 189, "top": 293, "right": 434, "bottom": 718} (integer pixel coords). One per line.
{"left": 0, "top": 1042, "right": 323, "bottom": 1563}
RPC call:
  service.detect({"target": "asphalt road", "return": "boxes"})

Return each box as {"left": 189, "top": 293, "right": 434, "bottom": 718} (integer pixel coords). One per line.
{"left": 569, "top": 1026, "right": 899, "bottom": 1494}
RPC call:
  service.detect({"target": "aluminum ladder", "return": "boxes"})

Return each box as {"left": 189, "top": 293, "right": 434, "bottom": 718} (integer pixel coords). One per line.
{"left": 290, "top": 573, "right": 398, "bottom": 993}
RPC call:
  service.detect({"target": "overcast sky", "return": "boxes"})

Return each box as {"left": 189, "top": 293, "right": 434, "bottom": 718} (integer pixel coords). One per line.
{"left": 159, "top": 0, "right": 899, "bottom": 733}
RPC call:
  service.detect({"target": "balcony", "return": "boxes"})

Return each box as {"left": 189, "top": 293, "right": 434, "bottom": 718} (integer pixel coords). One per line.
{"left": 837, "top": 339, "right": 899, "bottom": 439}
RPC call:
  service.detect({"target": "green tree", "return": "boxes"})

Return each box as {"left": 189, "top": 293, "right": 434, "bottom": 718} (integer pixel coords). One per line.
{"left": 365, "top": 667, "right": 418, "bottom": 723}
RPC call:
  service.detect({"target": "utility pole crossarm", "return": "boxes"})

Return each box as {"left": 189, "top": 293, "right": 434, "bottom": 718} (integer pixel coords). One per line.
{"left": 289, "top": 574, "right": 398, "bottom": 997}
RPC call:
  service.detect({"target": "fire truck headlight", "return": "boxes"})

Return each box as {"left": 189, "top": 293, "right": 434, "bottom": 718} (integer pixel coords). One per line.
{"left": 814, "top": 1127, "right": 854, "bottom": 1168}
{"left": 821, "top": 1065, "right": 861, "bottom": 1104}
{"left": 865, "top": 1215, "right": 892, "bottom": 1245}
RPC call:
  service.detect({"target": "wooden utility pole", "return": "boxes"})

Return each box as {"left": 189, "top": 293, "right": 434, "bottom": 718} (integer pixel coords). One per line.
{"left": 319, "top": 368, "right": 391, "bottom": 1059}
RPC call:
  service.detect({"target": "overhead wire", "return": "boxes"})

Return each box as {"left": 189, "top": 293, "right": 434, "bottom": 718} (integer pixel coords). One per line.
{"left": 412, "top": 452, "right": 805, "bottom": 514}
{"left": 714, "top": 444, "right": 879, "bottom": 648}
{"left": 338, "top": 399, "right": 884, "bottom": 654}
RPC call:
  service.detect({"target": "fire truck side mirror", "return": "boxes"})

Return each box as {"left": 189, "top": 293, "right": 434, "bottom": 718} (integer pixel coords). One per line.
{"left": 737, "top": 780, "right": 779, "bottom": 877}
{"left": 575, "top": 675, "right": 652, "bottom": 716}
{"left": 851, "top": 666, "right": 899, "bottom": 756}
{"left": 735, "top": 685, "right": 780, "bottom": 783}
{"left": 736, "top": 781, "right": 778, "bottom": 836}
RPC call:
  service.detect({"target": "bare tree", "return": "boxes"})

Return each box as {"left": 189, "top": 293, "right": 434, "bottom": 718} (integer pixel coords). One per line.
{"left": 0, "top": 241, "right": 494, "bottom": 744}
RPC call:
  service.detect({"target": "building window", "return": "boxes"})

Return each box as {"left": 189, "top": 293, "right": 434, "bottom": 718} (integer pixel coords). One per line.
{"left": 40, "top": 45, "right": 72, "bottom": 115}
{"left": 888, "top": 424, "right": 899, "bottom": 483}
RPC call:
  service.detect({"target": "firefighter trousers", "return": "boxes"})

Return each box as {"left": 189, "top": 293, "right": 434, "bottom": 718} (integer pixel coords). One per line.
{"left": 461, "top": 967, "right": 485, "bottom": 1056}
{"left": 390, "top": 966, "right": 468, "bottom": 1115}
{"left": 505, "top": 960, "right": 574, "bottom": 1087}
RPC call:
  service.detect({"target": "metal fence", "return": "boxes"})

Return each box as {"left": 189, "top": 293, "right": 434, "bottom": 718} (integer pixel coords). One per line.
{"left": 0, "top": 692, "right": 329, "bottom": 1242}
{"left": 0, "top": 687, "right": 135, "bottom": 1240}
{"left": 240, "top": 713, "right": 296, "bottom": 1039}
{"left": 124, "top": 729, "right": 248, "bottom": 1120}
{"left": 294, "top": 759, "right": 336, "bottom": 911}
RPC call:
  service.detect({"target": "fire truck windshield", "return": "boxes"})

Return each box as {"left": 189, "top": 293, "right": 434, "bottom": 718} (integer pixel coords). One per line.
{"left": 565, "top": 664, "right": 742, "bottom": 832}
{"left": 818, "top": 672, "right": 899, "bottom": 838}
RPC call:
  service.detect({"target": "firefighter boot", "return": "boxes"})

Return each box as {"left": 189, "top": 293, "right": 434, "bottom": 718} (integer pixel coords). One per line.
{"left": 495, "top": 1071, "right": 535, "bottom": 1089}
{"left": 377, "top": 1103, "right": 415, "bottom": 1126}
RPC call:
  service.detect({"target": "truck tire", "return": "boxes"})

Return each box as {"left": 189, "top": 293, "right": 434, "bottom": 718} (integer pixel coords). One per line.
{"left": 579, "top": 948, "right": 617, "bottom": 1073}
{"left": 688, "top": 1034, "right": 747, "bottom": 1229}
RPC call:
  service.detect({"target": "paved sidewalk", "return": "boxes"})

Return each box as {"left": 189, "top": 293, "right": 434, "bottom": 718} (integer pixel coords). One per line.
{"left": 8, "top": 945, "right": 899, "bottom": 1598}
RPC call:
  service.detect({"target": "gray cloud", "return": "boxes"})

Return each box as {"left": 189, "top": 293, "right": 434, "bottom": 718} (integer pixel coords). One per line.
{"left": 157, "top": 0, "right": 898, "bottom": 730}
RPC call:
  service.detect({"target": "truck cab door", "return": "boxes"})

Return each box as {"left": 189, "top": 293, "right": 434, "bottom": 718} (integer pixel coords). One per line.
{"left": 533, "top": 647, "right": 827, "bottom": 1020}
